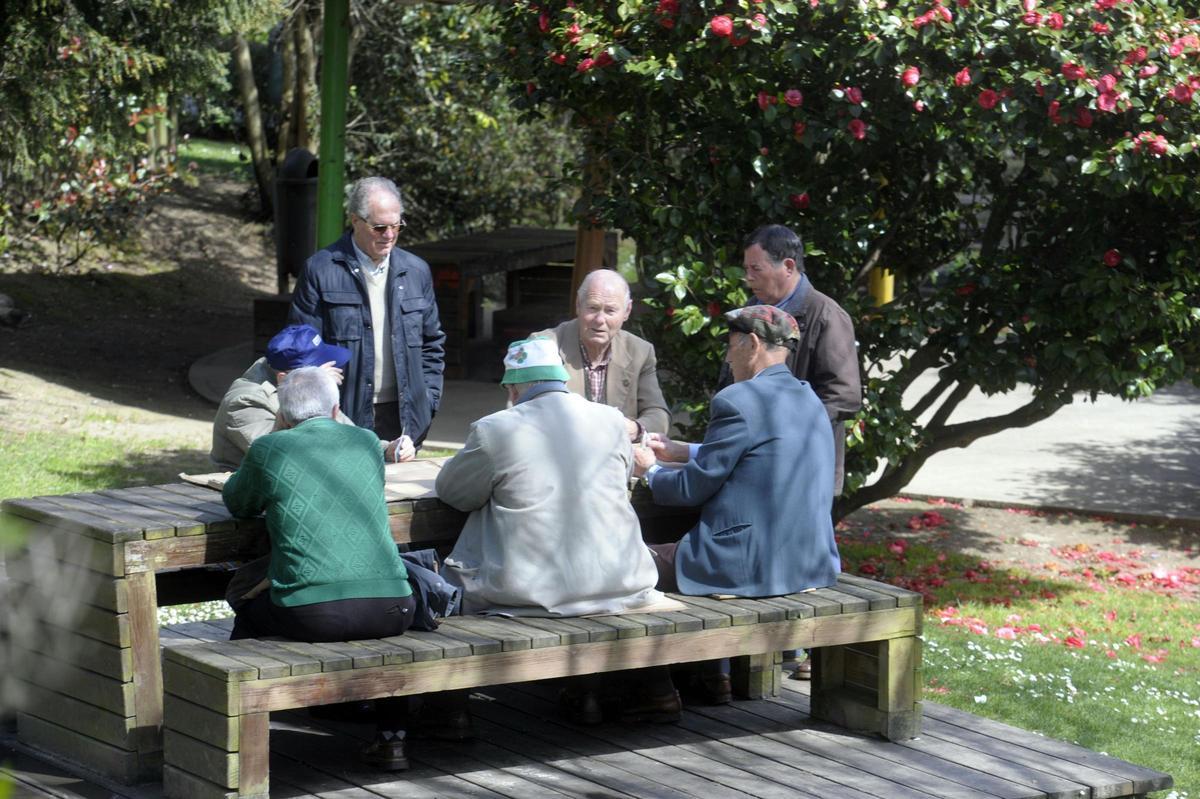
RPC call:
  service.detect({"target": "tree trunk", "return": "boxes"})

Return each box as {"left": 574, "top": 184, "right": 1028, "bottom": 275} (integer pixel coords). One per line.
{"left": 276, "top": 15, "right": 297, "bottom": 163}
{"left": 294, "top": 3, "right": 317, "bottom": 153}
{"left": 233, "top": 33, "right": 274, "bottom": 217}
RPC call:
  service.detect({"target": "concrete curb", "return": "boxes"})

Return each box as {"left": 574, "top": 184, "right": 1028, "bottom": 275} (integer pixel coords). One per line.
{"left": 897, "top": 492, "right": 1200, "bottom": 531}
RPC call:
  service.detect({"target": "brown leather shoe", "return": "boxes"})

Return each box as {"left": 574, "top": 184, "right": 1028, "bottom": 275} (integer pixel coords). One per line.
{"left": 620, "top": 690, "right": 682, "bottom": 723}
{"left": 698, "top": 672, "right": 732, "bottom": 705}
{"left": 361, "top": 731, "right": 409, "bottom": 771}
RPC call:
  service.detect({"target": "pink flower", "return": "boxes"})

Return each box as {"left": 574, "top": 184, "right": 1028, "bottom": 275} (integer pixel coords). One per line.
{"left": 538, "top": 12, "right": 550, "bottom": 32}
{"left": 1103, "top": 609, "right": 1117, "bottom": 621}
{"left": 1092, "top": 22, "right": 1111, "bottom": 35}
{"left": 1123, "top": 47, "right": 1148, "bottom": 64}
{"left": 1047, "top": 100, "right": 1063, "bottom": 123}
{"left": 912, "top": 11, "right": 934, "bottom": 28}
{"left": 1073, "top": 107, "right": 1093, "bottom": 127}
{"left": 1045, "top": 11, "right": 1064, "bottom": 29}
{"left": 1022, "top": 0, "right": 1036, "bottom": 11}
{"left": 757, "top": 90, "right": 775, "bottom": 110}
{"left": 1103, "top": 249, "right": 1121, "bottom": 266}
{"left": 789, "top": 192, "right": 810, "bottom": 210}
{"left": 1097, "top": 91, "right": 1119, "bottom": 112}
{"left": 845, "top": 86, "right": 863, "bottom": 104}
{"left": 576, "top": 57, "right": 595, "bottom": 72}
{"left": 902, "top": 66, "right": 921, "bottom": 88}
{"left": 793, "top": 120, "right": 807, "bottom": 139}
{"left": 1124, "top": 632, "right": 1142, "bottom": 649}
{"left": 1097, "top": 73, "right": 1118, "bottom": 92}
{"left": 978, "top": 89, "right": 999, "bottom": 109}
{"left": 1065, "top": 636, "right": 1085, "bottom": 649}
{"left": 1022, "top": 10, "right": 1042, "bottom": 25}
{"left": 1138, "top": 64, "right": 1159, "bottom": 78}
{"left": 936, "top": 5, "right": 953, "bottom": 22}
{"left": 730, "top": 35, "right": 750, "bottom": 46}
{"left": 1169, "top": 42, "right": 1184, "bottom": 57}
{"left": 751, "top": 12, "right": 767, "bottom": 28}
{"left": 710, "top": 15, "right": 734, "bottom": 37}
{"left": 1062, "top": 62, "right": 1087, "bottom": 80}
{"left": 996, "top": 626, "right": 1017, "bottom": 640}
{"left": 783, "top": 89, "right": 804, "bottom": 107}
{"left": 549, "top": 52, "right": 567, "bottom": 64}
{"left": 594, "top": 51, "right": 614, "bottom": 68}
{"left": 954, "top": 67, "right": 972, "bottom": 87}
{"left": 848, "top": 118, "right": 867, "bottom": 140}
{"left": 913, "top": 100, "right": 926, "bottom": 112}
{"left": 567, "top": 23, "right": 582, "bottom": 43}
{"left": 1170, "top": 83, "right": 1194, "bottom": 103}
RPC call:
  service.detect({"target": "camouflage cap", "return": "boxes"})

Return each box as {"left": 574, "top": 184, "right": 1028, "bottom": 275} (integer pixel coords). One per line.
{"left": 724, "top": 305, "right": 800, "bottom": 347}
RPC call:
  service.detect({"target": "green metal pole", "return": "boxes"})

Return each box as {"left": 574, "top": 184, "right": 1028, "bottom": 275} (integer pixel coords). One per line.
{"left": 316, "top": 0, "right": 350, "bottom": 249}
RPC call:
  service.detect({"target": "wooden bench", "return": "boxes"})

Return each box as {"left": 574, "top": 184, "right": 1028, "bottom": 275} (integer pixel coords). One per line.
{"left": 160, "top": 574, "right": 922, "bottom": 799}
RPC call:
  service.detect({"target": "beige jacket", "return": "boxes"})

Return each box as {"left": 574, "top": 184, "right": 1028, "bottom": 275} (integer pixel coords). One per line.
{"left": 537, "top": 319, "right": 671, "bottom": 435}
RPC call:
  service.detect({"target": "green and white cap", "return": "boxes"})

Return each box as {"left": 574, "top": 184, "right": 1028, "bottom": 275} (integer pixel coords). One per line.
{"left": 500, "top": 337, "right": 569, "bottom": 385}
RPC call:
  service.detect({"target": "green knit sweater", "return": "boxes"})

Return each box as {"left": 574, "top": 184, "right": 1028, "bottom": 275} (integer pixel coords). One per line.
{"left": 223, "top": 417, "right": 411, "bottom": 607}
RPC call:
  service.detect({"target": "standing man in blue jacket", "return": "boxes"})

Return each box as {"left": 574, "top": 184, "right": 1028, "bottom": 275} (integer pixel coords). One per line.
{"left": 289, "top": 177, "right": 446, "bottom": 446}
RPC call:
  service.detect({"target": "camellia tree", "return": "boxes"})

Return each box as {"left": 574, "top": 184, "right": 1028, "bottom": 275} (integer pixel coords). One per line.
{"left": 494, "top": 0, "right": 1200, "bottom": 518}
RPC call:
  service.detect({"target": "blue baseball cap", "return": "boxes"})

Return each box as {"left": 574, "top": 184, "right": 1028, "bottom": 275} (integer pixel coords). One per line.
{"left": 265, "top": 325, "right": 351, "bottom": 371}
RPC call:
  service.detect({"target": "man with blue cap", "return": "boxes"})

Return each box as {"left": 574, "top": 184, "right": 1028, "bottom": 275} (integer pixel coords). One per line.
{"left": 211, "top": 324, "right": 414, "bottom": 470}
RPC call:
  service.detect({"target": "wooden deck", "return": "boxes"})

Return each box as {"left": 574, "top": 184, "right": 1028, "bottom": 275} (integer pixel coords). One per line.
{"left": 2, "top": 617, "right": 1171, "bottom": 799}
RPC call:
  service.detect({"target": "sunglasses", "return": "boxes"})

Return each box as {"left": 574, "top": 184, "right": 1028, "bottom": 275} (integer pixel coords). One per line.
{"left": 358, "top": 216, "right": 406, "bottom": 234}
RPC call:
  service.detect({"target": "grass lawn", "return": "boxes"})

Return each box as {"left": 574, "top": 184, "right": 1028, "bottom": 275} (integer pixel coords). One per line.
{"left": 177, "top": 137, "right": 252, "bottom": 179}
{"left": 837, "top": 514, "right": 1197, "bottom": 799}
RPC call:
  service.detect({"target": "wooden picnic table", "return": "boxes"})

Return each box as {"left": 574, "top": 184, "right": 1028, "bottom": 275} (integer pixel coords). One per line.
{"left": 0, "top": 460, "right": 697, "bottom": 784}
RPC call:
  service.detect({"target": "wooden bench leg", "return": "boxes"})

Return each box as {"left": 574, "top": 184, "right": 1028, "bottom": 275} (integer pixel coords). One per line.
{"left": 730, "top": 651, "right": 781, "bottom": 699}
{"left": 810, "top": 636, "right": 922, "bottom": 740}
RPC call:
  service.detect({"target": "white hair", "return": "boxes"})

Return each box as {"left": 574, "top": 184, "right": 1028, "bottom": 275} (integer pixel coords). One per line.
{"left": 278, "top": 366, "right": 339, "bottom": 425}
{"left": 576, "top": 269, "right": 631, "bottom": 306}
{"left": 347, "top": 177, "right": 404, "bottom": 219}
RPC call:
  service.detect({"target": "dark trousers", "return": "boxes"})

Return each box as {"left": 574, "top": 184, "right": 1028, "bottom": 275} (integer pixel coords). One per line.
{"left": 643, "top": 543, "right": 725, "bottom": 694}
{"left": 373, "top": 400, "right": 402, "bottom": 441}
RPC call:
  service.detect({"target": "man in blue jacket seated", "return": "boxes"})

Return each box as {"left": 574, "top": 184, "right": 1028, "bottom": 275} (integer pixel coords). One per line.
{"left": 630, "top": 304, "right": 841, "bottom": 716}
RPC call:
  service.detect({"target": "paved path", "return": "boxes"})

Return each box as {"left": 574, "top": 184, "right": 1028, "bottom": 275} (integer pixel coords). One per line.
{"left": 191, "top": 342, "right": 1200, "bottom": 520}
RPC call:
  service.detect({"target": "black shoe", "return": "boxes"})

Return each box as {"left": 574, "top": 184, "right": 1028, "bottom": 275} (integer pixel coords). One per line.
{"left": 361, "top": 731, "right": 409, "bottom": 771}
{"left": 560, "top": 688, "right": 603, "bottom": 725}
{"left": 410, "top": 708, "right": 476, "bottom": 741}
{"left": 698, "top": 672, "right": 732, "bottom": 705}
{"left": 620, "top": 690, "right": 682, "bottom": 724}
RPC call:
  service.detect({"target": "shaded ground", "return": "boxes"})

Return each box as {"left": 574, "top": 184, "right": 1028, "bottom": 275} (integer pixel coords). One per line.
{"left": 1, "top": 175, "right": 1197, "bottom": 581}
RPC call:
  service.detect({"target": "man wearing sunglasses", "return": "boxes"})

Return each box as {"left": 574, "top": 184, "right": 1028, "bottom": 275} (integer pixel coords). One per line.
{"left": 290, "top": 177, "right": 446, "bottom": 448}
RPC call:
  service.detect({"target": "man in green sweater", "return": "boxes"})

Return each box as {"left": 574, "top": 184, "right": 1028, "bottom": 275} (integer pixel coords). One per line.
{"left": 222, "top": 366, "right": 416, "bottom": 770}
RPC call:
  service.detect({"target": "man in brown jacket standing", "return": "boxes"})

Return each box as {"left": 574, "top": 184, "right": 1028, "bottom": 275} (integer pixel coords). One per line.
{"left": 729, "top": 223, "right": 862, "bottom": 496}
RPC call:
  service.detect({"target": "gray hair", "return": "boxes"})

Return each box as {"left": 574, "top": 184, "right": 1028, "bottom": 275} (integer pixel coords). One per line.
{"left": 576, "top": 269, "right": 631, "bottom": 306}
{"left": 277, "top": 366, "right": 339, "bottom": 425}
{"left": 347, "top": 177, "right": 404, "bottom": 220}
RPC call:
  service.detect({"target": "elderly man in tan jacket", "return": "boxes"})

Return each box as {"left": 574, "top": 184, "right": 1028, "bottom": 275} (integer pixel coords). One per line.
{"left": 537, "top": 269, "right": 670, "bottom": 441}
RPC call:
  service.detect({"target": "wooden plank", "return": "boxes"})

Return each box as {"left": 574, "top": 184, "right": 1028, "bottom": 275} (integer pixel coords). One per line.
{"left": 828, "top": 581, "right": 898, "bottom": 611}
{"left": 347, "top": 637, "right": 418, "bottom": 666}
{"left": 240, "top": 609, "right": 919, "bottom": 713}
{"left": 509, "top": 617, "right": 592, "bottom": 645}
{"left": 675, "top": 595, "right": 758, "bottom": 625}
{"left": 95, "top": 486, "right": 233, "bottom": 534}
{"left": 162, "top": 764, "right": 239, "bottom": 799}
{"left": 237, "top": 713, "right": 270, "bottom": 797}
{"left": 456, "top": 617, "right": 559, "bottom": 650}
{"left": 657, "top": 601, "right": 731, "bottom": 629}
{"left": 164, "top": 730, "right": 238, "bottom": 789}
{"left": 433, "top": 620, "right": 508, "bottom": 654}
{"left": 784, "top": 590, "right": 844, "bottom": 616}
{"left": 619, "top": 613, "right": 676, "bottom": 636}
{"left": 3, "top": 558, "right": 126, "bottom": 612}
{"left": 837, "top": 573, "right": 923, "bottom": 607}
{"left": 53, "top": 492, "right": 184, "bottom": 539}
{"left": 16, "top": 713, "right": 142, "bottom": 786}
{"left": 163, "top": 694, "right": 239, "bottom": 751}
{"left": 555, "top": 616, "right": 623, "bottom": 641}
{"left": 270, "top": 641, "right": 355, "bottom": 672}
{"left": 305, "top": 639, "right": 385, "bottom": 669}
{"left": 18, "top": 682, "right": 136, "bottom": 750}
{"left": 1, "top": 499, "right": 142, "bottom": 544}
{"left": 163, "top": 646, "right": 261, "bottom": 681}
{"left": 818, "top": 588, "right": 872, "bottom": 613}
{"left": 123, "top": 531, "right": 260, "bottom": 574}
{"left": 19, "top": 649, "right": 135, "bottom": 716}
{"left": 163, "top": 661, "right": 242, "bottom": 717}
{"left": 406, "top": 630, "right": 475, "bottom": 659}
{"left": 756, "top": 596, "right": 816, "bottom": 620}
{"left": 126, "top": 570, "right": 164, "bottom": 754}
{"left": 205, "top": 641, "right": 292, "bottom": 679}
{"left": 645, "top": 611, "right": 705, "bottom": 633}
{"left": 923, "top": 701, "right": 1174, "bottom": 794}
{"left": 28, "top": 628, "right": 133, "bottom": 682}
{"left": 723, "top": 599, "right": 786, "bottom": 623}
{"left": 232, "top": 639, "right": 321, "bottom": 676}
{"left": 582, "top": 614, "right": 650, "bottom": 639}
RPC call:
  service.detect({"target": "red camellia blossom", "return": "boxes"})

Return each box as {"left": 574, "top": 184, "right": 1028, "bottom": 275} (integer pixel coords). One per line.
{"left": 659, "top": 16, "right": 675, "bottom": 28}
{"left": 730, "top": 34, "right": 750, "bottom": 46}
{"left": 1097, "top": 91, "right": 1119, "bottom": 112}
{"left": 1073, "top": 107, "right": 1093, "bottom": 127}
{"left": 538, "top": 12, "right": 550, "bottom": 32}
{"left": 956, "top": 0, "right": 969, "bottom": 6}
{"left": 1065, "top": 636, "right": 1086, "bottom": 649}
{"left": 954, "top": 67, "right": 972, "bottom": 86}
{"left": 1097, "top": 73, "right": 1118, "bottom": 92}
{"left": 847, "top": 118, "right": 867, "bottom": 140}
{"left": 1062, "top": 62, "right": 1087, "bottom": 80}
{"left": 1132, "top": 131, "right": 1169, "bottom": 155}
{"left": 1047, "top": 99, "right": 1063, "bottom": 123}
{"left": 793, "top": 120, "right": 807, "bottom": 139}
{"left": 751, "top": 13, "right": 767, "bottom": 28}
{"left": 789, "top": 192, "right": 810, "bottom": 210}
{"left": 594, "top": 51, "right": 614, "bottom": 68}
{"left": 1021, "top": 10, "right": 1042, "bottom": 25}
{"left": 576, "top": 57, "right": 595, "bottom": 72}
{"left": 1124, "top": 46, "right": 1148, "bottom": 64}
{"left": 549, "top": 52, "right": 567, "bottom": 64}
{"left": 757, "top": 90, "right": 775, "bottom": 110}
{"left": 956, "top": 283, "right": 976, "bottom": 296}
{"left": 1103, "top": 249, "right": 1121, "bottom": 266}
{"left": 1045, "top": 11, "right": 1064, "bottom": 28}
{"left": 1170, "top": 83, "right": 1194, "bottom": 103}
{"left": 710, "top": 15, "right": 734, "bottom": 37}
{"left": 902, "top": 66, "right": 921, "bottom": 87}
{"left": 1138, "top": 64, "right": 1159, "bottom": 78}
{"left": 525, "top": 81, "right": 537, "bottom": 95}
{"left": 707, "top": 301, "right": 721, "bottom": 317}
{"left": 978, "top": 89, "right": 999, "bottom": 109}
{"left": 784, "top": 89, "right": 804, "bottom": 107}
{"left": 1092, "top": 22, "right": 1110, "bottom": 34}
{"left": 1022, "top": 0, "right": 1036, "bottom": 11}
{"left": 665, "top": 306, "right": 675, "bottom": 318}
{"left": 936, "top": 5, "right": 952, "bottom": 22}
{"left": 567, "top": 23, "right": 582, "bottom": 43}
{"left": 913, "top": 100, "right": 926, "bottom": 111}
{"left": 845, "top": 86, "right": 864, "bottom": 104}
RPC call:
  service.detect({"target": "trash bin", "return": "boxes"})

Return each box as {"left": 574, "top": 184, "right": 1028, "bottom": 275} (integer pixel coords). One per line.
{"left": 274, "top": 148, "right": 319, "bottom": 292}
